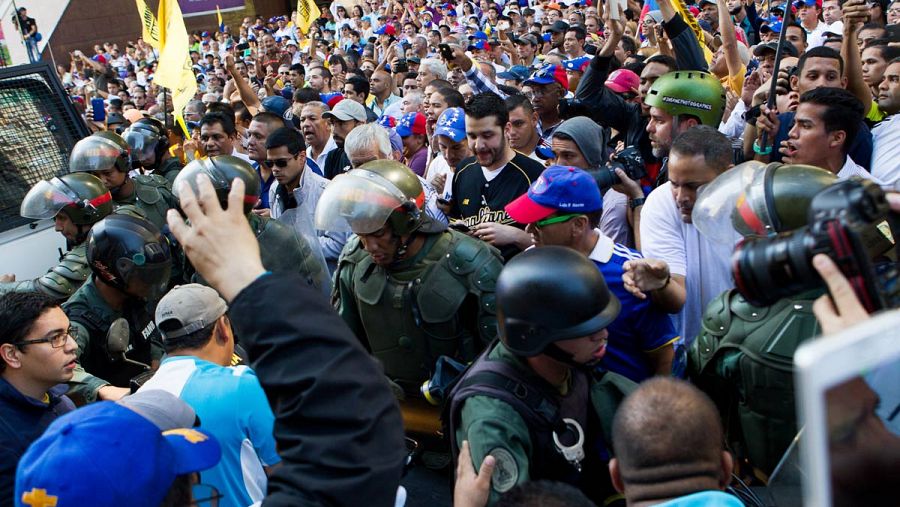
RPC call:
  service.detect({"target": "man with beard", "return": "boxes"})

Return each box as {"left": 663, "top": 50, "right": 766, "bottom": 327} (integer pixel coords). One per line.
{"left": 322, "top": 99, "right": 367, "bottom": 179}
{"left": 68, "top": 132, "right": 177, "bottom": 232}
{"left": 451, "top": 93, "right": 544, "bottom": 260}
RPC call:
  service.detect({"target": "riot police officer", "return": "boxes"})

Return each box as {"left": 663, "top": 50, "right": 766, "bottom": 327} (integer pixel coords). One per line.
{"left": 318, "top": 160, "right": 503, "bottom": 401}
{"left": 689, "top": 161, "right": 842, "bottom": 476}
{"left": 63, "top": 214, "right": 172, "bottom": 403}
{"left": 69, "top": 131, "right": 178, "bottom": 231}
{"left": 172, "top": 155, "right": 330, "bottom": 295}
{"left": 446, "top": 246, "right": 635, "bottom": 506}
{"left": 0, "top": 173, "right": 113, "bottom": 300}
{"left": 123, "top": 117, "right": 182, "bottom": 185}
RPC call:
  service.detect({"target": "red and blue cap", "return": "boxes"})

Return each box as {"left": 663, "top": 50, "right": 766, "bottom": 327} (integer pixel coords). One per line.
{"left": 505, "top": 165, "right": 603, "bottom": 223}
{"left": 396, "top": 112, "right": 427, "bottom": 137}
{"left": 435, "top": 107, "right": 466, "bottom": 142}
{"left": 525, "top": 64, "right": 569, "bottom": 89}
{"left": 467, "top": 40, "right": 491, "bottom": 51}
{"left": 375, "top": 24, "right": 396, "bottom": 35}
{"left": 562, "top": 56, "right": 591, "bottom": 73}
{"left": 15, "top": 401, "right": 221, "bottom": 507}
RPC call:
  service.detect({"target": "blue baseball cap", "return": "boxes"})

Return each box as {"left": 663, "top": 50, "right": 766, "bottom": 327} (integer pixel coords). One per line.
{"left": 793, "top": 0, "right": 818, "bottom": 7}
{"left": 396, "top": 112, "right": 427, "bottom": 137}
{"left": 505, "top": 165, "right": 603, "bottom": 223}
{"left": 378, "top": 115, "right": 397, "bottom": 129}
{"left": 525, "top": 64, "right": 569, "bottom": 89}
{"left": 498, "top": 65, "right": 531, "bottom": 82}
{"left": 562, "top": 56, "right": 591, "bottom": 72}
{"left": 467, "top": 40, "right": 490, "bottom": 51}
{"left": 469, "top": 30, "right": 488, "bottom": 40}
{"left": 15, "top": 401, "right": 221, "bottom": 507}
{"left": 760, "top": 20, "right": 783, "bottom": 33}
{"left": 435, "top": 107, "right": 466, "bottom": 142}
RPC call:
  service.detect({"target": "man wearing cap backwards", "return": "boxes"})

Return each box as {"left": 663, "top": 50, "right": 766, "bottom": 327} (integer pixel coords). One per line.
{"left": 446, "top": 246, "right": 635, "bottom": 506}
{"left": 0, "top": 292, "right": 77, "bottom": 506}
{"left": 505, "top": 166, "right": 679, "bottom": 382}
{"left": 322, "top": 98, "right": 367, "bottom": 179}
{"left": 15, "top": 393, "right": 221, "bottom": 507}
{"left": 139, "top": 284, "right": 280, "bottom": 507}
{"left": 323, "top": 159, "right": 502, "bottom": 406}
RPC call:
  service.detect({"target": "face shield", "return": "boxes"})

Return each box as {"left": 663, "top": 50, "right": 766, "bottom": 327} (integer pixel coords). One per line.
{"left": 123, "top": 127, "right": 160, "bottom": 167}
{"left": 70, "top": 136, "right": 128, "bottom": 173}
{"left": 315, "top": 170, "right": 409, "bottom": 234}
{"left": 692, "top": 161, "right": 770, "bottom": 244}
{"left": 119, "top": 241, "right": 172, "bottom": 301}
{"left": 20, "top": 178, "right": 82, "bottom": 220}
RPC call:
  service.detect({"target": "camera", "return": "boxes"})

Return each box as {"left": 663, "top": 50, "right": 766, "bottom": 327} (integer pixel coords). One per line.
{"left": 586, "top": 146, "right": 646, "bottom": 191}
{"left": 732, "top": 179, "right": 900, "bottom": 312}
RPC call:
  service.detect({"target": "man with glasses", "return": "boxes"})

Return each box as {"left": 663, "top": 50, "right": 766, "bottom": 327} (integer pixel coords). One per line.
{"left": 0, "top": 292, "right": 77, "bottom": 506}
{"left": 505, "top": 166, "right": 679, "bottom": 382}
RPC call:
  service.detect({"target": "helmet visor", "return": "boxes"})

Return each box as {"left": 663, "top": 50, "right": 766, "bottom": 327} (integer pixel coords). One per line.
{"left": 315, "top": 171, "right": 409, "bottom": 234}
{"left": 119, "top": 241, "right": 172, "bottom": 301}
{"left": 70, "top": 136, "right": 128, "bottom": 173}
{"left": 123, "top": 128, "right": 159, "bottom": 166}
{"left": 20, "top": 179, "right": 79, "bottom": 219}
{"left": 693, "top": 162, "right": 768, "bottom": 244}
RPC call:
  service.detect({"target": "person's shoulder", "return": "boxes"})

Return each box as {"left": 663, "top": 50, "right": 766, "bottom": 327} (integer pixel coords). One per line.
{"left": 507, "top": 152, "right": 545, "bottom": 179}
{"left": 454, "top": 157, "right": 481, "bottom": 179}
{"left": 643, "top": 182, "right": 674, "bottom": 211}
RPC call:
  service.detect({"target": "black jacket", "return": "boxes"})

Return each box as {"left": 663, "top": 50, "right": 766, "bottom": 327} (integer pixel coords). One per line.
{"left": 230, "top": 273, "right": 406, "bottom": 507}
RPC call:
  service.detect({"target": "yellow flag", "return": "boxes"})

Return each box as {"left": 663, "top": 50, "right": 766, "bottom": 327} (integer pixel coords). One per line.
{"left": 296, "top": 0, "right": 321, "bottom": 35}
{"left": 134, "top": 0, "right": 160, "bottom": 49}
{"left": 156, "top": 0, "right": 197, "bottom": 136}
{"left": 216, "top": 5, "right": 225, "bottom": 32}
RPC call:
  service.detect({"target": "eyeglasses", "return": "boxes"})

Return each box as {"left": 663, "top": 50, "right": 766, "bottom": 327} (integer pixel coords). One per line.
{"left": 266, "top": 154, "right": 299, "bottom": 167}
{"left": 15, "top": 327, "right": 75, "bottom": 348}
{"left": 533, "top": 213, "right": 582, "bottom": 228}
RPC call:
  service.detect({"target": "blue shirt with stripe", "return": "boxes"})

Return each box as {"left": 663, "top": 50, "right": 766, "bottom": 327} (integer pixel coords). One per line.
{"left": 589, "top": 232, "right": 679, "bottom": 382}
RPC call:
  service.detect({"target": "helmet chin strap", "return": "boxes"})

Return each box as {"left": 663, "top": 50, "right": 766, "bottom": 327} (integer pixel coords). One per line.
{"left": 392, "top": 232, "right": 415, "bottom": 262}
{"left": 542, "top": 343, "right": 587, "bottom": 370}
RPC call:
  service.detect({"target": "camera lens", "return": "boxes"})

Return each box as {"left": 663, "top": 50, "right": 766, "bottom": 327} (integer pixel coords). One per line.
{"left": 732, "top": 230, "right": 821, "bottom": 307}
{"left": 587, "top": 167, "right": 619, "bottom": 191}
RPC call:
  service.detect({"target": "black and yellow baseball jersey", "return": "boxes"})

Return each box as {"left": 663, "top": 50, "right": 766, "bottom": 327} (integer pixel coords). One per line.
{"left": 450, "top": 153, "right": 544, "bottom": 259}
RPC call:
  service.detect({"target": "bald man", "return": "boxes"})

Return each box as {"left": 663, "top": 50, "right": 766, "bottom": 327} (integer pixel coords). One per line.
{"left": 609, "top": 378, "right": 740, "bottom": 506}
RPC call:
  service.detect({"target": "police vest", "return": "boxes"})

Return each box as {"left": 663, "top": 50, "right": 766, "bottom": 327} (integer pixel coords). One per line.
{"left": 337, "top": 230, "right": 501, "bottom": 392}
{"left": 690, "top": 288, "right": 822, "bottom": 475}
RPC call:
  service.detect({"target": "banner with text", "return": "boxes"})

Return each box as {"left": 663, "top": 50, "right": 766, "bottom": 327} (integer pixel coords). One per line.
{"left": 179, "top": 0, "right": 245, "bottom": 17}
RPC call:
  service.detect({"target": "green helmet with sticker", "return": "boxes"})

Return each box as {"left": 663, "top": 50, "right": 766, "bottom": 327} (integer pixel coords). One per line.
{"left": 69, "top": 131, "right": 132, "bottom": 174}
{"left": 315, "top": 159, "right": 445, "bottom": 236}
{"left": 644, "top": 70, "right": 726, "bottom": 127}
{"left": 173, "top": 155, "right": 261, "bottom": 215}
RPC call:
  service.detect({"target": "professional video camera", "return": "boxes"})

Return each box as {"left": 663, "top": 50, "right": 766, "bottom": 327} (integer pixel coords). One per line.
{"left": 586, "top": 146, "right": 646, "bottom": 191}
{"left": 732, "top": 178, "right": 900, "bottom": 313}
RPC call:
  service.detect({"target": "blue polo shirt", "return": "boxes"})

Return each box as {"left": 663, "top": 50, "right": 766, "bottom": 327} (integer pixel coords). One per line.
{"left": 589, "top": 231, "right": 680, "bottom": 382}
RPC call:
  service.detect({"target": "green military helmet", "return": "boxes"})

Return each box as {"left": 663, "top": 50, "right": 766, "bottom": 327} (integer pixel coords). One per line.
{"left": 643, "top": 70, "right": 726, "bottom": 127}
{"left": 21, "top": 173, "right": 113, "bottom": 226}
{"left": 315, "top": 159, "right": 445, "bottom": 236}
{"left": 123, "top": 117, "right": 169, "bottom": 168}
{"left": 69, "top": 131, "right": 132, "bottom": 174}
{"left": 86, "top": 214, "right": 172, "bottom": 301}
{"left": 173, "top": 155, "right": 261, "bottom": 215}
{"left": 693, "top": 161, "right": 838, "bottom": 244}
{"left": 496, "top": 246, "right": 620, "bottom": 359}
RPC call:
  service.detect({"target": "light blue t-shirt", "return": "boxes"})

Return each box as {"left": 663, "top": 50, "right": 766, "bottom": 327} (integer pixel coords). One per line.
{"left": 139, "top": 356, "right": 280, "bottom": 507}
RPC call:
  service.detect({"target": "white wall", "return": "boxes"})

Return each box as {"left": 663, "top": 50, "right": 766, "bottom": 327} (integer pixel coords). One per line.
{"left": 0, "top": 0, "right": 71, "bottom": 66}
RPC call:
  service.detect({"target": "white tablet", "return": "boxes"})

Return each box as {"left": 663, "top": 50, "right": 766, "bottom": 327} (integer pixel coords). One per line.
{"left": 794, "top": 310, "right": 900, "bottom": 507}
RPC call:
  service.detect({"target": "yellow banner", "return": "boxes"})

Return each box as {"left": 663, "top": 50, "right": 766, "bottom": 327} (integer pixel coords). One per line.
{"left": 135, "top": 0, "right": 160, "bottom": 49}
{"left": 156, "top": 0, "right": 197, "bottom": 136}
{"left": 296, "top": 0, "right": 321, "bottom": 35}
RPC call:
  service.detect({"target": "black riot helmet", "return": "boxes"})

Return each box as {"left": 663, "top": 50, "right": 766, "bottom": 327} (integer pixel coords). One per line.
{"left": 86, "top": 214, "right": 172, "bottom": 301}
{"left": 497, "top": 246, "right": 620, "bottom": 358}
{"left": 123, "top": 117, "right": 170, "bottom": 168}
{"left": 173, "top": 155, "right": 261, "bottom": 215}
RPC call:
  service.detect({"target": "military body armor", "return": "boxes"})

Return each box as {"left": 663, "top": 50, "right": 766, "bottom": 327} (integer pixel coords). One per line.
{"left": 116, "top": 174, "right": 178, "bottom": 231}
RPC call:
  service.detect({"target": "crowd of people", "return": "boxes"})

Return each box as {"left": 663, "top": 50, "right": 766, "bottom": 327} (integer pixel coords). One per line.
{"left": 2, "top": 0, "right": 900, "bottom": 505}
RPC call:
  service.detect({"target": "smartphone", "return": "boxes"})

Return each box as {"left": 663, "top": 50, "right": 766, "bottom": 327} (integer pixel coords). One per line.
{"left": 236, "top": 42, "right": 250, "bottom": 51}
{"left": 91, "top": 97, "right": 106, "bottom": 122}
{"left": 438, "top": 43, "right": 454, "bottom": 60}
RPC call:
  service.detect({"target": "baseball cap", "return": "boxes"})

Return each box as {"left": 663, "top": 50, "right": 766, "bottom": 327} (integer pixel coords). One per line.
{"left": 323, "top": 98, "right": 367, "bottom": 122}
{"left": 155, "top": 284, "right": 227, "bottom": 340}
{"left": 545, "top": 20, "right": 570, "bottom": 34}
{"left": 514, "top": 33, "right": 540, "bottom": 46}
{"left": 760, "top": 20, "right": 783, "bottom": 33}
{"left": 793, "top": 0, "right": 818, "bottom": 7}
{"left": 285, "top": 39, "right": 298, "bottom": 47}
{"left": 498, "top": 65, "right": 531, "bottom": 82}
{"left": 605, "top": 68, "right": 640, "bottom": 94}
{"left": 753, "top": 40, "right": 798, "bottom": 57}
{"left": 525, "top": 64, "right": 569, "bottom": 89}
{"left": 505, "top": 165, "right": 603, "bottom": 223}
{"left": 469, "top": 30, "right": 489, "bottom": 40}
{"left": 563, "top": 56, "right": 591, "bottom": 73}
{"left": 378, "top": 115, "right": 397, "bottom": 129}
{"left": 645, "top": 10, "right": 664, "bottom": 23}
{"left": 434, "top": 107, "right": 466, "bottom": 142}
{"left": 375, "top": 24, "right": 396, "bottom": 35}
{"left": 15, "top": 401, "right": 221, "bottom": 507}
{"left": 698, "top": 0, "right": 716, "bottom": 5}
{"left": 201, "top": 31, "right": 211, "bottom": 37}
{"left": 546, "top": 2, "right": 563, "bottom": 10}
{"left": 396, "top": 112, "right": 427, "bottom": 137}
{"left": 118, "top": 389, "right": 199, "bottom": 430}
{"left": 261, "top": 95, "right": 292, "bottom": 119}
{"left": 467, "top": 40, "right": 491, "bottom": 51}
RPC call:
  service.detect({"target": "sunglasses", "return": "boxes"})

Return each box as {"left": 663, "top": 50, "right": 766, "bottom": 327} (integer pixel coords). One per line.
{"left": 266, "top": 154, "right": 299, "bottom": 167}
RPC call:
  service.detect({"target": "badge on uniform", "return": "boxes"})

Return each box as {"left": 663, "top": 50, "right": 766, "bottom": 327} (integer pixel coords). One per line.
{"left": 488, "top": 447, "right": 519, "bottom": 493}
